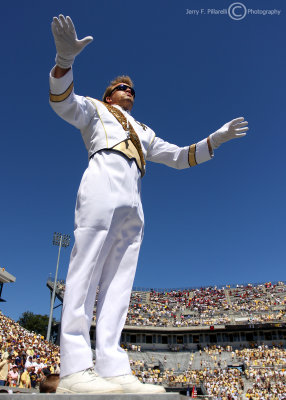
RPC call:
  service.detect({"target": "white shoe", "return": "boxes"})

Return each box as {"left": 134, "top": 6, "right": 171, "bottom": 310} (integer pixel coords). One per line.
{"left": 56, "top": 368, "right": 124, "bottom": 394}
{"left": 105, "top": 374, "right": 166, "bottom": 394}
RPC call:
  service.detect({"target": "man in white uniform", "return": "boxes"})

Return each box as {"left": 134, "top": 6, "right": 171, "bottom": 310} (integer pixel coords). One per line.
{"left": 49, "top": 15, "right": 248, "bottom": 394}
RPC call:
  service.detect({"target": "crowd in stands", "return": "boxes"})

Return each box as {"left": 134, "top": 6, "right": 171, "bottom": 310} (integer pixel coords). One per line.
{"left": 124, "top": 283, "right": 286, "bottom": 328}
{"left": 122, "top": 343, "right": 142, "bottom": 352}
{"left": 228, "top": 284, "right": 286, "bottom": 314}
{"left": 0, "top": 316, "right": 285, "bottom": 397}
{"left": 203, "top": 369, "right": 244, "bottom": 399}
{"left": 51, "top": 280, "right": 286, "bottom": 328}
{"left": 236, "top": 345, "right": 286, "bottom": 368}
{"left": 129, "top": 346, "right": 245, "bottom": 397}
{"left": 6, "top": 278, "right": 283, "bottom": 397}
{"left": 0, "top": 311, "right": 60, "bottom": 391}
{"left": 125, "top": 287, "right": 231, "bottom": 327}
{"left": 128, "top": 344, "right": 286, "bottom": 399}
{"left": 125, "top": 300, "right": 231, "bottom": 327}
{"left": 242, "top": 345, "right": 286, "bottom": 399}
{"left": 245, "top": 368, "right": 286, "bottom": 400}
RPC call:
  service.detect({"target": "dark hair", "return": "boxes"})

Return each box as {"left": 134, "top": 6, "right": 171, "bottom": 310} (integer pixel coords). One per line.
{"left": 39, "top": 374, "right": 60, "bottom": 393}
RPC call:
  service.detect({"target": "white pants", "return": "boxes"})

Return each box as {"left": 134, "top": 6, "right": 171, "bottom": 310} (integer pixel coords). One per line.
{"left": 60, "top": 150, "right": 144, "bottom": 378}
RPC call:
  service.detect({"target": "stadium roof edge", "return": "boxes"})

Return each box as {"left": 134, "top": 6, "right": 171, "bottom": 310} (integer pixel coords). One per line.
{"left": 0, "top": 269, "right": 16, "bottom": 283}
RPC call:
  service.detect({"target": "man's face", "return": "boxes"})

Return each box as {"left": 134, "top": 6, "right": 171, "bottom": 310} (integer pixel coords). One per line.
{"left": 106, "top": 83, "right": 135, "bottom": 111}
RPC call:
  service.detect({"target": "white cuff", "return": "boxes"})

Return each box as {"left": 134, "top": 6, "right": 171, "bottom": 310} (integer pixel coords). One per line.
{"left": 49, "top": 67, "right": 74, "bottom": 100}
{"left": 195, "top": 138, "right": 213, "bottom": 164}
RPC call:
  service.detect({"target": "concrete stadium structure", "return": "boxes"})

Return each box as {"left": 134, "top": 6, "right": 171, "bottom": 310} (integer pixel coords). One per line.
{"left": 0, "top": 394, "right": 185, "bottom": 399}
{"left": 0, "top": 268, "right": 16, "bottom": 302}
{"left": 46, "top": 279, "right": 286, "bottom": 350}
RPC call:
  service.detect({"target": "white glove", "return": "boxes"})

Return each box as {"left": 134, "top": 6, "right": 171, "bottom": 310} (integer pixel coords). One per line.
{"left": 209, "top": 117, "right": 249, "bottom": 150}
{"left": 51, "top": 15, "right": 93, "bottom": 69}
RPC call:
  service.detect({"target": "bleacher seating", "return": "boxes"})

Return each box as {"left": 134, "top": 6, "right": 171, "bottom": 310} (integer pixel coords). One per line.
{"left": 49, "top": 279, "right": 286, "bottom": 328}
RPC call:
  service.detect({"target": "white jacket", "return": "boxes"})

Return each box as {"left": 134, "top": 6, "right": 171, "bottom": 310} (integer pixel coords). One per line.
{"left": 49, "top": 67, "right": 212, "bottom": 171}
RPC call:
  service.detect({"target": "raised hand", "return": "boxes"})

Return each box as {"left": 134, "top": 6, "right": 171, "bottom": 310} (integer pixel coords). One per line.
{"left": 51, "top": 14, "right": 93, "bottom": 69}
{"left": 209, "top": 117, "right": 249, "bottom": 150}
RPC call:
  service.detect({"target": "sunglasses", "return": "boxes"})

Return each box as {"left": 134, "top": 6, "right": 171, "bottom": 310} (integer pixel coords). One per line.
{"left": 109, "top": 84, "right": 135, "bottom": 98}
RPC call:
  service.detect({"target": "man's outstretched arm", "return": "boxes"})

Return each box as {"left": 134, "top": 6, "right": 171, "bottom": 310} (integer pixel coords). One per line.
{"left": 146, "top": 118, "right": 249, "bottom": 169}
{"left": 53, "top": 65, "right": 70, "bottom": 79}
{"left": 51, "top": 14, "right": 93, "bottom": 72}
{"left": 208, "top": 117, "right": 248, "bottom": 150}
{"left": 51, "top": 14, "right": 93, "bottom": 79}
{"left": 49, "top": 15, "right": 96, "bottom": 130}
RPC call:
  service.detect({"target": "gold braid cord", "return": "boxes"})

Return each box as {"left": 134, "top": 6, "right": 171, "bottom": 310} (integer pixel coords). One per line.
{"left": 101, "top": 102, "right": 146, "bottom": 177}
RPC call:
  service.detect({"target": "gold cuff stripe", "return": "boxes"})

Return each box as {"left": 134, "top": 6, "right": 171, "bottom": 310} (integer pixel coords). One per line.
{"left": 188, "top": 144, "right": 197, "bottom": 167}
{"left": 207, "top": 136, "right": 214, "bottom": 157}
{"left": 49, "top": 82, "right": 74, "bottom": 102}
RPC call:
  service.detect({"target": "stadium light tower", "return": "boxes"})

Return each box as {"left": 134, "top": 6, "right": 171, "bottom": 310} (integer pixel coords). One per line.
{"left": 46, "top": 232, "right": 70, "bottom": 342}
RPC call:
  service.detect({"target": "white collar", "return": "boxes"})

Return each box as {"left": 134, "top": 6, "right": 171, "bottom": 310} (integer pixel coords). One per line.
{"left": 113, "top": 104, "right": 131, "bottom": 115}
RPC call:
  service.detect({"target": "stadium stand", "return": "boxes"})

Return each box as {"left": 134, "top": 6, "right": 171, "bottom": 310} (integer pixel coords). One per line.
{"left": 41, "top": 279, "right": 286, "bottom": 397}
{"left": 0, "top": 311, "right": 60, "bottom": 389}
{"left": 47, "top": 279, "right": 286, "bottom": 351}
{"left": 0, "top": 268, "right": 15, "bottom": 302}
{"left": 0, "top": 279, "right": 285, "bottom": 397}
{"left": 47, "top": 279, "right": 286, "bottom": 329}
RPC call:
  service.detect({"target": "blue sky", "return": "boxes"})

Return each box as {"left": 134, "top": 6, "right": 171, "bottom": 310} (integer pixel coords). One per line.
{"left": 0, "top": 0, "right": 285, "bottom": 322}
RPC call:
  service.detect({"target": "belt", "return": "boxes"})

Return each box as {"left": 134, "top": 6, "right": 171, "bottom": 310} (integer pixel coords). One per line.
{"left": 112, "top": 139, "right": 143, "bottom": 175}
